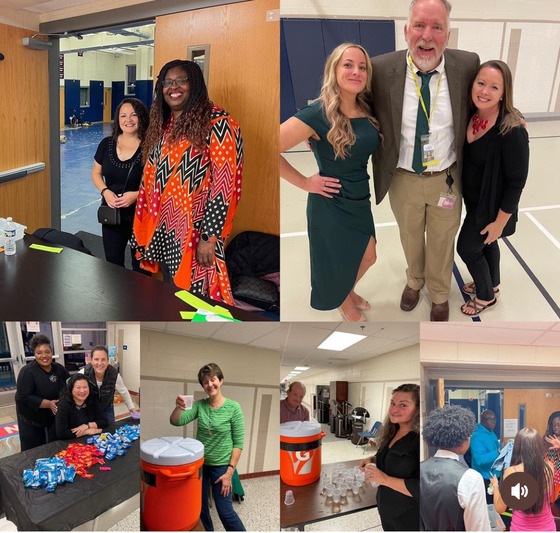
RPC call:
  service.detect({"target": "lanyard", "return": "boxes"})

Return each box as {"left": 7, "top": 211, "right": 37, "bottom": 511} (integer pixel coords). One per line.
{"left": 408, "top": 54, "right": 443, "bottom": 134}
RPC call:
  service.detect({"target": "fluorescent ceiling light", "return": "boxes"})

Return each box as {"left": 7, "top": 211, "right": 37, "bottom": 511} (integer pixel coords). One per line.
{"left": 318, "top": 331, "right": 366, "bottom": 351}
{"left": 290, "top": 370, "right": 301, "bottom": 375}
{"left": 294, "top": 366, "right": 309, "bottom": 371}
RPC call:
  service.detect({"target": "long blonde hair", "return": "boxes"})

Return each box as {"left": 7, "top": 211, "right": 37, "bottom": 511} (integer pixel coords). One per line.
{"left": 317, "top": 43, "right": 380, "bottom": 160}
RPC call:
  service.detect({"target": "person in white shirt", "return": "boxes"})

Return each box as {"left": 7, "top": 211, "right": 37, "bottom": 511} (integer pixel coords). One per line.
{"left": 421, "top": 404, "right": 490, "bottom": 531}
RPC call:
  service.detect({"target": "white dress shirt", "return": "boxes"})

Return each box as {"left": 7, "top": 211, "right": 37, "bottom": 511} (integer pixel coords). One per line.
{"left": 434, "top": 449, "right": 491, "bottom": 531}
{"left": 398, "top": 53, "right": 456, "bottom": 172}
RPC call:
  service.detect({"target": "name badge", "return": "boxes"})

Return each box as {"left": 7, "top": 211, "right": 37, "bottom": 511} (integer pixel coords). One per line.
{"left": 421, "top": 134, "right": 439, "bottom": 167}
{"left": 438, "top": 192, "right": 457, "bottom": 209}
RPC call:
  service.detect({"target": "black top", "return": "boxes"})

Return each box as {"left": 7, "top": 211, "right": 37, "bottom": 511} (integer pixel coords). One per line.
{"left": 376, "top": 430, "right": 420, "bottom": 531}
{"left": 15, "top": 361, "right": 70, "bottom": 427}
{"left": 94, "top": 136, "right": 143, "bottom": 220}
{"left": 462, "top": 116, "right": 529, "bottom": 236}
{"left": 55, "top": 397, "right": 109, "bottom": 440}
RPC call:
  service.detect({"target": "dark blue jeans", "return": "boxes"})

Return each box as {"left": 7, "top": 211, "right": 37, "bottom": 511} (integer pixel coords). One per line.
{"left": 201, "top": 464, "right": 246, "bottom": 531}
{"left": 101, "top": 404, "right": 115, "bottom": 427}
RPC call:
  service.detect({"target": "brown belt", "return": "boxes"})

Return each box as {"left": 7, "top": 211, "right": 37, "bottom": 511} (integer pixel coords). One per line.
{"left": 397, "top": 162, "right": 457, "bottom": 177}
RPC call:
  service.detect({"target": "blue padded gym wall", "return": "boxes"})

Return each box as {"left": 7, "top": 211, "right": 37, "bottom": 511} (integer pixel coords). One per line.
{"left": 280, "top": 18, "right": 396, "bottom": 122}
{"left": 64, "top": 79, "right": 80, "bottom": 126}
{"left": 134, "top": 80, "right": 154, "bottom": 111}
{"left": 111, "top": 81, "right": 126, "bottom": 119}
{"left": 85, "top": 80, "right": 104, "bottom": 123}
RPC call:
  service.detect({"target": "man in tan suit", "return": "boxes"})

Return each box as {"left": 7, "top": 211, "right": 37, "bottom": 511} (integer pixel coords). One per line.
{"left": 371, "top": 0, "right": 479, "bottom": 321}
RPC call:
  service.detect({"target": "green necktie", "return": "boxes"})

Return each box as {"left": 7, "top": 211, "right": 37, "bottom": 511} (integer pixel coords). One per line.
{"left": 412, "top": 71, "right": 436, "bottom": 175}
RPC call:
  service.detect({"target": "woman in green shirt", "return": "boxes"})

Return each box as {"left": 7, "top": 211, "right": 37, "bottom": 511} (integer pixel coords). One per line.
{"left": 170, "top": 363, "right": 246, "bottom": 531}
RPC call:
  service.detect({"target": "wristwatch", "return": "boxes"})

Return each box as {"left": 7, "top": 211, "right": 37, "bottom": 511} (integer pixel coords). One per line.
{"left": 201, "top": 233, "right": 218, "bottom": 243}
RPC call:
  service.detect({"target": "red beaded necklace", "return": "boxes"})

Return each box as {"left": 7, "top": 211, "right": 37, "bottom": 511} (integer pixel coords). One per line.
{"left": 472, "top": 113, "right": 489, "bottom": 135}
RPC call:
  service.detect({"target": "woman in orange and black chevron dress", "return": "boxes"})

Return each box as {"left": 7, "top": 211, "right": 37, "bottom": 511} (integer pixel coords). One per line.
{"left": 132, "top": 59, "right": 243, "bottom": 304}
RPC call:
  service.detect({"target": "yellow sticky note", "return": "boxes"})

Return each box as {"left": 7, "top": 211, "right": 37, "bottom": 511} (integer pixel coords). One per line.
{"left": 29, "top": 244, "right": 63, "bottom": 253}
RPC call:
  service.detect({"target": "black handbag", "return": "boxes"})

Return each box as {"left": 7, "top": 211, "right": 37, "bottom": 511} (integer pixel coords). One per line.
{"left": 97, "top": 153, "right": 139, "bottom": 226}
{"left": 97, "top": 205, "right": 120, "bottom": 225}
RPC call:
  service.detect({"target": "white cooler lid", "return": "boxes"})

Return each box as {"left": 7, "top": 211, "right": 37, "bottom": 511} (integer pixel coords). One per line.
{"left": 280, "top": 421, "right": 322, "bottom": 438}
{"left": 141, "top": 437, "right": 204, "bottom": 466}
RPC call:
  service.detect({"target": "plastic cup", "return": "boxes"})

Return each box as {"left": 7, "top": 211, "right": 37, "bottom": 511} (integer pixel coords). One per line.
{"left": 352, "top": 481, "right": 361, "bottom": 495}
{"left": 332, "top": 488, "right": 341, "bottom": 503}
{"left": 284, "top": 490, "right": 295, "bottom": 505}
{"left": 181, "top": 395, "right": 194, "bottom": 410}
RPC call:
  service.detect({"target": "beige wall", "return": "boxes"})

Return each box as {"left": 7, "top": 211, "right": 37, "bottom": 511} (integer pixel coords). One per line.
{"left": 154, "top": 0, "right": 280, "bottom": 239}
{"left": 107, "top": 322, "right": 141, "bottom": 393}
{"left": 297, "top": 344, "right": 420, "bottom": 427}
{"left": 0, "top": 23, "right": 51, "bottom": 232}
{"left": 140, "top": 328, "right": 279, "bottom": 475}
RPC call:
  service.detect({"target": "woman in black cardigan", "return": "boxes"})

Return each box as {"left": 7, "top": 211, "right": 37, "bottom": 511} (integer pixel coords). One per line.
{"left": 458, "top": 60, "right": 529, "bottom": 316}
{"left": 56, "top": 374, "right": 108, "bottom": 440}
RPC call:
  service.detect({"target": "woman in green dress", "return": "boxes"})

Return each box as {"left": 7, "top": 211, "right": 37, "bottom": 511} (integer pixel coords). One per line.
{"left": 280, "top": 43, "right": 380, "bottom": 321}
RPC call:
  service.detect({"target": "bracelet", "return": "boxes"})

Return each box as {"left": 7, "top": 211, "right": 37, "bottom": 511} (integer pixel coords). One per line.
{"left": 227, "top": 464, "right": 235, "bottom": 470}
{"left": 100, "top": 187, "right": 109, "bottom": 197}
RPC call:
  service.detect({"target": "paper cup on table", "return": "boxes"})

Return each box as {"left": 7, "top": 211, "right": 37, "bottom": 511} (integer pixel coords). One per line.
{"left": 181, "top": 395, "right": 194, "bottom": 410}
{"left": 284, "top": 490, "right": 295, "bottom": 505}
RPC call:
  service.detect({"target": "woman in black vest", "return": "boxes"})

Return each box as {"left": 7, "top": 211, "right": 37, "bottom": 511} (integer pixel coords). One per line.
{"left": 56, "top": 374, "right": 107, "bottom": 439}
{"left": 79, "top": 345, "right": 138, "bottom": 425}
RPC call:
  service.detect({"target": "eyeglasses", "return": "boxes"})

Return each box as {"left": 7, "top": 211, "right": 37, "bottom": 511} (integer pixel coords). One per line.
{"left": 162, "top": 77, "right": 189, "bottom": 88}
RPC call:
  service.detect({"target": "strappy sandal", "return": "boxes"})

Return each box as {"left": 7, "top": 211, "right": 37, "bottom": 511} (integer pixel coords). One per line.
{"left": 460, "top": 298, "right": 498, "bottom": 316}
{"left": 462, "top": 282, "right": 500, "bottom": 297}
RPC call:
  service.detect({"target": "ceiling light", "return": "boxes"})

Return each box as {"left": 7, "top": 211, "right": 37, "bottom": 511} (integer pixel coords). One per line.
{"left": 294, "top": 366, "right": 309, "bottom": 371}
{"left": 290, "top": 370, "right": 301, "bottom": 375}
{"left": 318, "top": 331, "right": 366, "bottom": 351}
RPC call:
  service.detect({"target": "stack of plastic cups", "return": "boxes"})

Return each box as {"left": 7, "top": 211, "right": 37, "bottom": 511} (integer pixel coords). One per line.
{"left": 332, "top": 488, "right": 342, "bottom": 514}
{"left": 321, "top": 473, "right": 329, "bottom": 495}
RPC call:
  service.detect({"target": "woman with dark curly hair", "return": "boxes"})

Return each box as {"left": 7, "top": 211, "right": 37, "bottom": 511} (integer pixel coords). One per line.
{"left": 15, "top": 334, "right": 70, "bottom": 450}
{"left": 421, "top": 405, "right": 489, "bottom": 531}
{"left": 92, "top": 97, "right": 150, "bottom": 272}
{"left": 544, "top": 411, "right": 560, "bottom": 501}
{"left": 491, "top": 427, "right": 555, "bottom": 531}
{"left": 132, "top": 59, "right": 243, "bottom": 304}
{"left": 359, "top": 383, "right": 420, "bottom": 530}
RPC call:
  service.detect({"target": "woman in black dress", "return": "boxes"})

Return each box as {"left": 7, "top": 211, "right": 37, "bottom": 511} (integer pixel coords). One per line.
{"left": 360, "top": 383, "right": 420, "bottom": 531}
{"left": 55, "top": 374, "right": 108, "bottom": 440}
{"left": 15, "top": 334, "right": 70, "bottom": 451}
{"left": 457, "top": 60, "right": 529, "bottom": 316}
{"left": 92, "top": 97, "right": 150, "bottom": 273}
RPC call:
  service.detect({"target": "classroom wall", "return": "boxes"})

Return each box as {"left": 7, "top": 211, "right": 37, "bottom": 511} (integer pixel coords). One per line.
{"left": 0, "top": 23, "right": 51, "bottom": 232}
{"left": 280, "top": 1, "right": 560, "bottom": 114}
{"left": 106, "top": 322, "right": 141, "bottom": 393}
{"left": 154, "top": 0, "right": 280, "bottom": 239}
{"left": 296, "top": 345, "right": 420, "bottom": 427}
{"left": 140, "top": 328, "right": 279, "bottom": 475}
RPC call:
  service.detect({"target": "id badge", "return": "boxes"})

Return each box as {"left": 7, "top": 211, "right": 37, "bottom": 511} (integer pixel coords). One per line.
{"left": 438, "top": 192, "right": 457, "bottom": 209}
{"left": 421, "top": 134, "right": 438, "bottom": 167}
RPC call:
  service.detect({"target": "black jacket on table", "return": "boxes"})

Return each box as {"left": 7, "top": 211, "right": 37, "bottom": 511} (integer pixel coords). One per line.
{"left": 466, "top": 114, "right": 529, "bottom": 237}
{"left": 15, "top": 361, "right": 70, "bottom": 427}
{"left": 55, "top": 397, "right": 109, "bottom": 440}
{"left": 376, "top": 430, "right": 420, "bottom": 531}
{"left": 82, "top": 363, "right": 118, "bottom": 410}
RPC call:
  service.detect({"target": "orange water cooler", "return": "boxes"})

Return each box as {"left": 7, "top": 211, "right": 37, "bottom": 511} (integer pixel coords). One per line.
{"left": 141, "top": 437, "right": 204, "bottom": 531}
{"left": 280, "top": 421, "right": 326, "bottom": 486}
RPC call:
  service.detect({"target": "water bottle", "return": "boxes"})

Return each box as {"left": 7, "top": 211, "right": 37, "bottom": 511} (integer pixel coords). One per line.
{"left": 4, "top": 217, "right": 16, "bottom": 255}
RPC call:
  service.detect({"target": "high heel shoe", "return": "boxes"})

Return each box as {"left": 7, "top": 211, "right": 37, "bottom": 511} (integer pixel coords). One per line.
{"left": 338, "top": 307, "right": 367, "bottom": 322}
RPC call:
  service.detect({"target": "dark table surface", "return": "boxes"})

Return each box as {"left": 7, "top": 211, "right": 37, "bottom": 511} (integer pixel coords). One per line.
{"left": 0, "top": 234, "right": 269, "bottom": 321}
{"left": 280, "top": 458, "right": 378, "bottom": 530}
{"left": 0, "top": 420, "right": 139, "bottom": 531}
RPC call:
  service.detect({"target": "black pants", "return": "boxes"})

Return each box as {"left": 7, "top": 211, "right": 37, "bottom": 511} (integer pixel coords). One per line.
{"left": 17, "top": 415, "right": 55, "bottom": 451}
{"left": 457, "top": 205, "right": 500, "bottom": 301}
{"left": 102, "top": 219, "right": 149, "bottom": 275}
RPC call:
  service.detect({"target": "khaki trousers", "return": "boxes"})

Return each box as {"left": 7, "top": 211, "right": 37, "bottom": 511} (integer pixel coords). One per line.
{"left": 388, "top": 166, "right": 462, "bottom": 304}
